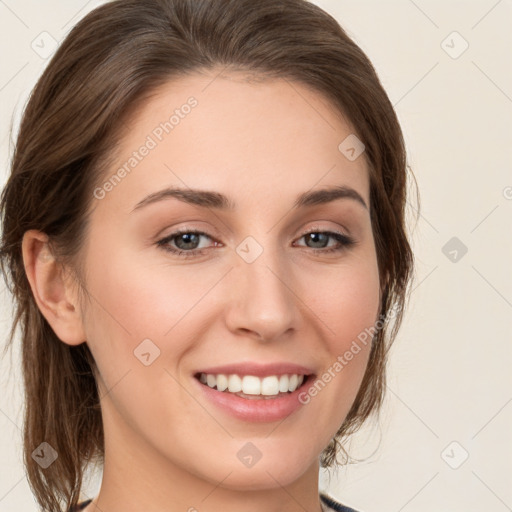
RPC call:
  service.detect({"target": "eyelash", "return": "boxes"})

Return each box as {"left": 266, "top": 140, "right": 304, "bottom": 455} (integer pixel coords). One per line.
{"left": 156, "top": 227, "right": 356, "bottom": 259}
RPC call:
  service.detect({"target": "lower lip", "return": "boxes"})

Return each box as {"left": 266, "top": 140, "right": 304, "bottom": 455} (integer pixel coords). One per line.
{"left": 194, "top": 377, "right": 311, "bottom": 423}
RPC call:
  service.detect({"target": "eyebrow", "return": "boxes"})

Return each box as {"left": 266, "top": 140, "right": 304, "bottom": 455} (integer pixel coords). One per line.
{"left": 131, "top": 185, "right": 368, "bottom": 212}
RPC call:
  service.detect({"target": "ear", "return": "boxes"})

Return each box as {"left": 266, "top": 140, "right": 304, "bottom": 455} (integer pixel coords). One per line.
{"left": 22, "top": 230, "right": 86, "bottom": 346}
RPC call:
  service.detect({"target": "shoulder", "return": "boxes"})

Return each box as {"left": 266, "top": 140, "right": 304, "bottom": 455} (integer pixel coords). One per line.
{"left": 320, "top": 492, "right": 362, "bottom": 512}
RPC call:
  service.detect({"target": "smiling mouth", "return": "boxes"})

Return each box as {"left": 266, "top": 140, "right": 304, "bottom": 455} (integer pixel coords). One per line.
{"left": 194, "top": 372, "right": 312, "bottom": 399}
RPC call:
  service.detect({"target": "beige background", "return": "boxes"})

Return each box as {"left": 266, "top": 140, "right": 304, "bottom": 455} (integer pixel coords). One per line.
{"left": 1, "top": 1, "right": 511, "bottom": 511}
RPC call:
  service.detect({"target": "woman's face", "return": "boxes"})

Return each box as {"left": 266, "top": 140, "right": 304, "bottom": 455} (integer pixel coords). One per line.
{"left": 79, "top": 71, "right": 380, "bottom": 491}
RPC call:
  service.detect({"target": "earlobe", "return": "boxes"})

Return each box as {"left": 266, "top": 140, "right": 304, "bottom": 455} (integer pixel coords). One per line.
{"left": 21, "top": 229, "right": 86, "bottom": 346}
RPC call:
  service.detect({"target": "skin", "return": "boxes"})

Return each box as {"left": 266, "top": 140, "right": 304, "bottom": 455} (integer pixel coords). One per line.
{"left": 22, "top": 70, "right": 380, "bottom": 512}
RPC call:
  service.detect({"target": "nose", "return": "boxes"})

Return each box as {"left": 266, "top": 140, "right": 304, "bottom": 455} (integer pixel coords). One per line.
{"left": 223, "top": 245, "right": 299, "bottom": 343}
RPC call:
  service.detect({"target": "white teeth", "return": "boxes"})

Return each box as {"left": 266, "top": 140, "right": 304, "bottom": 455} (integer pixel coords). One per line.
{"left": 206, "top": 374, "right": 216, "bottom": 388}
{"left": 242, "top": 375, "right": 261, "bottom": 395}
{"left": 199, "top": 373, "right": 306, "bottom": 396}
{"left": 261, "top": 376, "right": 280, "bottom": 396}
{"left": 288, "top": 374, "right": 298, "bottom": 392}
{"left": 278, "top": 375, "right": 289, "bottom": 392}
{"left": 216, "top": 373, "right": 228, "bottom": 392}
{"left": 228, "top": 374, "right": 242, "bottom": 393}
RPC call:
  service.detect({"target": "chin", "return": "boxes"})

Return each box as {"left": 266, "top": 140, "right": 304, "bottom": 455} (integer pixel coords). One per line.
{"left": 211, "top": 466, "right": 307, "bottom": 491}
{"left": 198, "top": 445, "right": 318, "bottom": 491}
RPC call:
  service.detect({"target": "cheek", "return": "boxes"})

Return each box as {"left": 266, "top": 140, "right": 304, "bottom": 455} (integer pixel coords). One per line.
{"left": 80, "top": 245, "right": 209, "bottom": 432}
{"left": 306, "top": 256, "right": 380, "bottom": 350}
{"left": 296, "top": 255, "right": 380, "bottom": 418}
{"left": 80, "top": 239, "right": 224, "bottom": 388}
{"left": 83, "top": 237, "right": 204, "bottom": 335}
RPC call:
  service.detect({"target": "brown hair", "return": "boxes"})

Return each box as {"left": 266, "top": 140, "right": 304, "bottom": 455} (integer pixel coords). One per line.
{"left": 0, "top": 0, "right": 414, "bottom": 510}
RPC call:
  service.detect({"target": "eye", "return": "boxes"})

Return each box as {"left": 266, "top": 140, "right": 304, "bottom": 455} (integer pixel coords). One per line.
{"left": 156, "top": 228, "right": 355, "bottom": 259}
{"left": 156, "top": 229, "right": 219, "bottom": 258}
{"left": 294, "top": 229, "right": 355, "bottom": 253}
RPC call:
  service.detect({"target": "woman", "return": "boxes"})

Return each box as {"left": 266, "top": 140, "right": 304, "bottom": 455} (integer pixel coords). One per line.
{"left": 0, "top": 1, "right": 414, "bottom": 511}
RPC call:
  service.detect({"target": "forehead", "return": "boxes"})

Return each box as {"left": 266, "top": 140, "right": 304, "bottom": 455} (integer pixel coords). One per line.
{"left": 95, "top": 70, "right": 370, "bottom": 214}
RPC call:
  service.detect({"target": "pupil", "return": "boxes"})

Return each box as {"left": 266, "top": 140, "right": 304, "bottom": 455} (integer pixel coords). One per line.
{"left": 307, "top": 233, "right": 327, "bottom": 248}
{"left": 177, "top": 233, "right": 199, "bottom": 249}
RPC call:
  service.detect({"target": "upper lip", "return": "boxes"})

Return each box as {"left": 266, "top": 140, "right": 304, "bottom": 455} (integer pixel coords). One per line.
{"left": 195, "top": 362, "right": 315, "bottom": 378}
